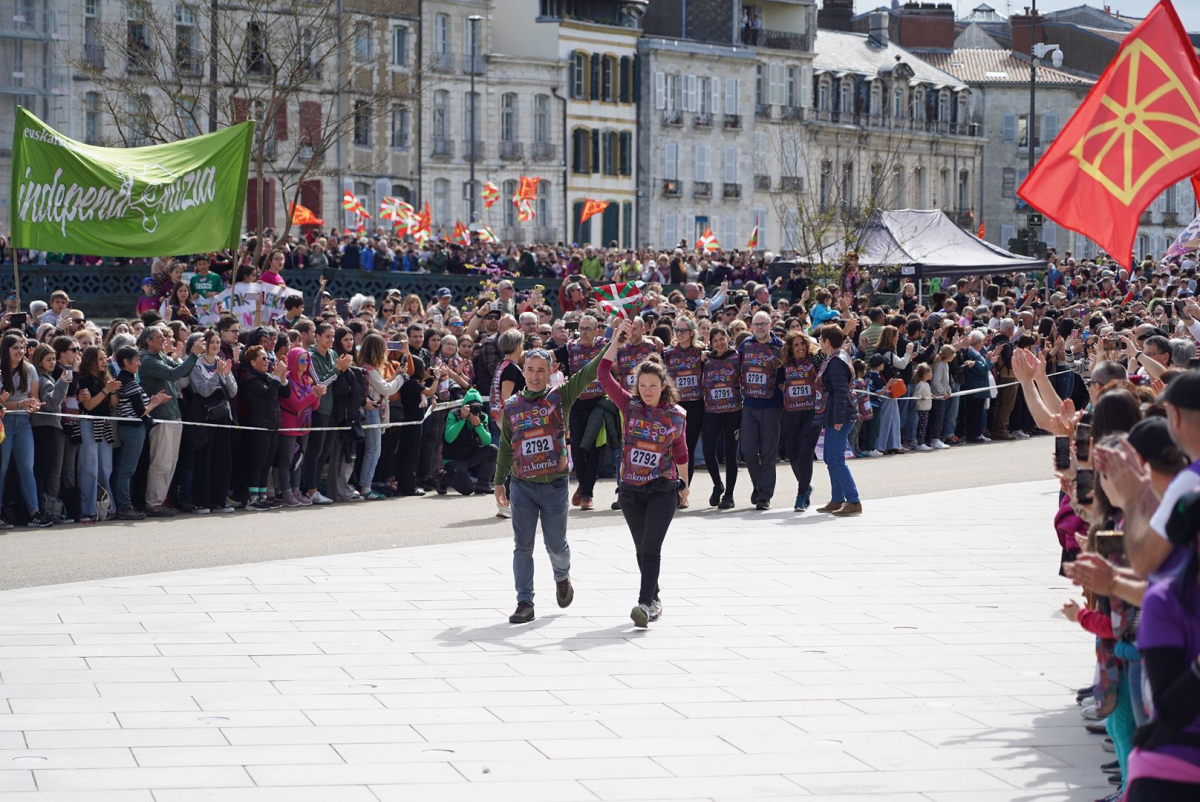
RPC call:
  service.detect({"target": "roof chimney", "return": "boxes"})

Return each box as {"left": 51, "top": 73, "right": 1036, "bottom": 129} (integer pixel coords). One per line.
{"left": 870, "top": 11, "right": 890, "bottom": 47}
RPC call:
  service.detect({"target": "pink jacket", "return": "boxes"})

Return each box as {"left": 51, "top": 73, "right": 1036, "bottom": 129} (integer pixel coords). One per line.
{"left": 1055, "top": 493, "right": 1086, "bottom": 552}
{"left": 279, "top": 348, "right": 321, "bottom": 434}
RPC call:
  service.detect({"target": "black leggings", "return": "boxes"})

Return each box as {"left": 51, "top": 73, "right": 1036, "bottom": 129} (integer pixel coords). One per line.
{"left": 244, "top": 430, "right": 278, "bottom": 492}
{"left": 619, "top": 483, "right": 677, "bottom": 606}
{"left": 781, "top": 409, "right": 820, "bottom": 494}
{"left": 1127, "top": 779, "right": 1200, "bottom": 801}
{"left": 701, "top": 410, "right": 740, "bottom": 496}
{"left": 568, "top": 397, "right": 604, "bottom": 498}
{"left": 680, "top": 400, "right": 703, "bottom": 484}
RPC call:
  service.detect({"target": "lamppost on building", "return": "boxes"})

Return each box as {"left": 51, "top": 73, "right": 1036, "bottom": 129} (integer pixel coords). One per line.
{"left": 1025, "top": 0, "right": 1062, "bottom": 265}
{"left": 468, "top": 14, "right": 482, "bottom": 225}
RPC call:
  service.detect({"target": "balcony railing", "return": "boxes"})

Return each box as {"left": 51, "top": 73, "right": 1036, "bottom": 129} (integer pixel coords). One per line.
{"left": 780, "top": 105, "right": 802, "bottom": 122}
{"left": 662, "top": 180, "right": 681, "bottom": 198}
{"left": 693, "top": 181, "right": 712, "bottom": 199}
{"left": 499, "top": 141, "right": 523, "bottom": 161}
{"left": 755, "top": 103, "right": 771, "bottom": 120}
{"left": 753, "top": 175, "right": 771, "bottom": 191}
{"left": 462, "top": 140, "right": 484, "bottom": 161}
{"left": 781, "top": 176, "right": 803, "bottom": 193}
{"left": 663, "top": 109, "right": 682, "bottom": 127}
{"left": 430, "top": 52, "right": 455, "bottom": 73}
{"left": 693, "top": 112, "right": 712, "bottom": 129}
{"left": 532, "top": 142, "right": 556, "bottom": 161}
{"left": 1139, "top": 210, "right": 1153, "bottom": 225}
{"left": 761, "top": 29, "right": 814, "bottom": 52}
{"left": 723, "top": 183, "right": 741, "bottom": 200}
{"left": 1163, "top": 211, "right": 1179, "bottom": 227}
{"left": 723, "top": 113, "right": 741, "bottom": 130}
{"left": 432, "top": 137, "right": 454, "bottom": 159}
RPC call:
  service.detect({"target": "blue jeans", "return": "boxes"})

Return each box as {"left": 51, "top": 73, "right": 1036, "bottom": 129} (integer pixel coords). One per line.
{"left": 900, "top": 387, "right": 918, "bottom": 444}
{"left": 823, "top": 424, "right": 860, "bottom": 504}
{"left": 942, "top": 383, "right": 961, "bottom": 440}
{"left": 114, "top": 422, "right": 147, "bottom": 510}
{"left": 0, "top": 413, "right": 38, "bottom": 515}
{"left": 509, "top": 477, "right": 571, "bottom": 604}
{"left": 877, "top": 397, "right": 901, "bottom": 451}
{"left": 77, "top": 419, "right": 114, "bottom": 517}
{"left": 359, "top": 408, "right": 382, "bottom": 491}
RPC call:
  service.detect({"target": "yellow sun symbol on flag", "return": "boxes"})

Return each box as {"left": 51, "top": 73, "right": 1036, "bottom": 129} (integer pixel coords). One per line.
{"left": 1070, "top": 39, "right": 1200, "bottom": 206}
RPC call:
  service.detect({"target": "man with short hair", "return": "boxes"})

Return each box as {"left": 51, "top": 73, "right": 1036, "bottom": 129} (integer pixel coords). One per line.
{"left": 989, "top": 319, "right": 1019, "bottom": 440}
{"left": 216, "top": 315, "right": 241, "bottom": 362}
{"left": 292, "top": 318, "right": 316, "bottom": 349}
{"left": 859, "top": 307, "right": 886, "bottom": 359}
{"left": 137, "top": 326, "right": 205, "bottom": 516}
{"left": 740, "top": 311, "right": 784, "bottom": 510}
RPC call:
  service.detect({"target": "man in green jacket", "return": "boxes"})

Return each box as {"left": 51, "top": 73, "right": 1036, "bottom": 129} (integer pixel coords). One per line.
{"left": 494, "top": 348, "right": 603, "bottom": 624}
{"left": 441, "top": 388, "right": 496, "bottom": 495}
{"left": 137, "top": 326, "right": 205, "bottom": 516}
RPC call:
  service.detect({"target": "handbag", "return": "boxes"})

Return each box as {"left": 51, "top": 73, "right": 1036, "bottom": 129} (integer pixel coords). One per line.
{"left": 205, "top": 398, "right": 233, "bottom": 424}
{"left": 886, "top": 378, "right": 907, "bottom": 398}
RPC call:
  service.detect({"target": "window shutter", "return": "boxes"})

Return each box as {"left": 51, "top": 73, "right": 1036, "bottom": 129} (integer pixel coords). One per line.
{"left": 725, "top": 77, "right": 738, "bottom": 115}
{"left": 801, "top": 66, "right": 812, "bottom": 108}
{"left": 591, "top": 54, "right": 601, "bottom": 101}
{"left": 664, "top": 213, "right": 677, "bottom": 248}
{"left": 374, "top": 178, "right": 389, "bottom": 214}
{"left": 1002, "top": 113, "right": 1016, "bottom": 142}
{"left": 245, "top": 177, "right": 258, "bottom": 230}
{"left": 723, "top": 216, "right": 736, "bottom": 249}
{"left": 298, "top": 101, "right": 322, "bottom": 150}
{"left": 755, "top": 131, "right": 768, "bottom": 162}
{"left": 1001, "top": 168, "right": 1016, "bottom": 198}
{"left": 683, "top": 74, "right": 695, "bottom": 112}
{"left": 1042, "top": 112, "right": 1059, "bottom": 142}
{"left": 619, "top": 131, "right": 631, "bottom": 176}
{"left": 591, "top": 129, "right": 600, "bottom": 174}
{"left": 274, "top": 101, "right": 288, "bottom": 141}
{"left": 684, "top": 214, "right": 696, "bottom": 245}
{"left": 664, "top": 142, "right": 677, "bottom": 180}
{"left": 712, "top": 78, "right": 721, "bottom": 118}
{"left": 654, "top": 71, "right": 666, "bottom": 110}
{"left": 725, "top": 147, "right": 737, "bottom": 183}
{"left": 769, "top": 64, "right": 782, "bottom": 105}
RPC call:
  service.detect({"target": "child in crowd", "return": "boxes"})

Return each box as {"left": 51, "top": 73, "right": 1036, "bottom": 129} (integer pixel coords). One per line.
{"left": 849, "top": 359, "right": 871, "bottom": 458}
{"left": 912, "top": 363, "right": 933, "bottom": 452}
{"left": 863, "top": 355, "right": 886, "bottom": 457}
{"left": 928, "top": 345, "right": 953, "bottom": 450}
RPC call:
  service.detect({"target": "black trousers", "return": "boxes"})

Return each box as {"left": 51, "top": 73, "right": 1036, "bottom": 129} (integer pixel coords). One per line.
{"left": 244, "top": 430, "right": 278, "bottom": 491}
{"left": 963, "top": 395, "right": 986, "bottom": 440}
{"left": 568, "top": 397, "right": 604, "bottom": 499}
{"left": 418, "top": 410, "right": 447, "bottom": 486}
{"left": 302, "top": 411, "right": 333, "bottom": 493}
{"left": 192, "top": 429, "right": 232, "bottom": 509}
{"left": 781, "top": 409, "right": 820, "bottom": 495}
{"left": 394, "top": 422, "right": 422, "bottom": 493}
{"left": 443, "top": 444, "right": 498, "bottom": 495}
{"left": 619, "top": 482, "right": 677, "bottom": 606}
{"left": 701, "top": 410, "right": 740, "bottom": 496}
{"left": 1127, "top": 779, "right": 1199, "bottom": 801}
{"left": 680, "top": 400, "right": 704, "bottom": 483}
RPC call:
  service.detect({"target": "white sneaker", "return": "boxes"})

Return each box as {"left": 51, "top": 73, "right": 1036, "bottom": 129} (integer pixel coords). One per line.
{"left": 866, "top": 450, "right": 884, "bottom": 458}
{"left": 1014, "top": 431, "right": 1031, "bottom": 439}
{"left": 496, "top": 505, "right": 511, "bottom": 519}
{"left": 193, "top": 507, "right": 211, "bottom": 514}
{"left": 914, "top": 444, "right": 932, "bottom": 452}
{"left": 307, "top": 491, "right": 334, "bottom": 506}
{"left": 931, "top": 440, "right": 950, "bottom": 450}
{"left": 648, "top": 600, "right": 663, "bottom": 622}
{"left": 980, "top": 433, "right": 993, "bottom": 442}
{"left": 212, "top": 505, "right": 235, "bottom": 514}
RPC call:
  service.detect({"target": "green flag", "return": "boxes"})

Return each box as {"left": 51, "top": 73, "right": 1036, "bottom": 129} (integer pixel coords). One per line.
{"left": 9, "top": 106, "right": 254, "bottom": 257}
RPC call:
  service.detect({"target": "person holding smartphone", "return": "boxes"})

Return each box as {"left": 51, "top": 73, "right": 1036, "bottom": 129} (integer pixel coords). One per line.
{"left": 599, "top": 320, "right": 689, "bottom": 628}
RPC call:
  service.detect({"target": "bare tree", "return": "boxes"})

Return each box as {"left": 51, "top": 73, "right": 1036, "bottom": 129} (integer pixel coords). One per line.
{"left": 70, "top": 0, "right": 424, "bottom": 255}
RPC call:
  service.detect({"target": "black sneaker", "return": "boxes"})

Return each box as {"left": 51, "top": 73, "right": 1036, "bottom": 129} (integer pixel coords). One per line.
{"left": 26, "top": 511, "right": 53, "bottom": 528}
{"left": 556, "top": 577, "right": 574, "bottom": 608}
{"left": 437, "top": 473, "right": 448, "bottom": 495}
{"left": 0, "top": 516, "right": 13, "bottom": 531}
{"left": 610, "top": 499, "right": 621, "bottom": 510}
{"left": 755, "top": 501, "right": 770, "bottom": 511}
{"left": 708, "top": 485, "right": 723, "bottom": 506}
{"left": 508, "top": 602, "right": 535, "bottom": 624}
{"left": 718, "top": 495, "right": 735, "bottom": 510}
{"left": 248, "top": 499, "right": 273, "bottom": 511}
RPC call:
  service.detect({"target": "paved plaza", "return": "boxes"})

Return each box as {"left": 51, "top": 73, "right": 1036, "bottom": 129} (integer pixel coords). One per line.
{"left": 0, "top": 480, "right": 1109, "bottom": 801}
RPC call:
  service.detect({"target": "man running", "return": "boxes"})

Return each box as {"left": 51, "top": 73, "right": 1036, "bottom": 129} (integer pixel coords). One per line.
{"left": 494, "top": 345, "right": 604, "bottom": 624}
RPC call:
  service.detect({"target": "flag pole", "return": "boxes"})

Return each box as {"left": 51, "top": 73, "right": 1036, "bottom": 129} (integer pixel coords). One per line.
{"left": 1027, "top": 0, "right": 1041, "bottom": 288}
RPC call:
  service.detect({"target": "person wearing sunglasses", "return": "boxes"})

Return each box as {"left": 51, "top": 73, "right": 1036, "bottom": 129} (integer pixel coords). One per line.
{"left": 493, "top": 339, "right": 604, "bottom": 625}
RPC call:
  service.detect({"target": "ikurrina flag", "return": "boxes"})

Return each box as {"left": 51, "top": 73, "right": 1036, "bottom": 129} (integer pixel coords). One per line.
{"left": 452, "top": 220, "right": 470, "bottom": 246}
{"left": 481, "top": 181, "right": 500, "bottom": 209}
{"left": 477, "top": 224, "right": 498, "bottom": 243}
{"left": 1017, "top": 0, "right": 1200, "bottom": 269}
{"left": 9, "top": 106, "right": 253, "bottom": 256}
{"left": 342, "top": 190, "right": 369, "bottom": 218}
{"left": 746, "top": 223, "right": 759, "bottom": 250}
{"left": 516, "top": 175, "right": 540, "bottom": 201}
{"left": 696, "top": 226, "right": 720, "bottom": 252}
{"left": 288, "top": 203, "right": 324, "bottom": 227}
{"left": 594, "top": 282, "right": 643, "bottom": 319}
{"left": 514, "top": 196, "right": 535, "bottom": 222}
{"left": 579, "top": 198, "right": 609, "bottom": 225}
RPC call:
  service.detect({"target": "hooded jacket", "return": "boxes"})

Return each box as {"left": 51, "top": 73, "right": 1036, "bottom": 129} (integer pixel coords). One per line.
{"left": 443, "top": 388, "right": 492, "bottom": 462}
{"left": 279, "top": 348, "right": 321, "bottom": 435}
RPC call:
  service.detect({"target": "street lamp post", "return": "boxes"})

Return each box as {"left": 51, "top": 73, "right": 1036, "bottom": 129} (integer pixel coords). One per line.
{"left": 1026, "top": 0, "right": 1062, "bottom": 294}
{"left": 468, "top": 14, "right": 482, "bottom": 226}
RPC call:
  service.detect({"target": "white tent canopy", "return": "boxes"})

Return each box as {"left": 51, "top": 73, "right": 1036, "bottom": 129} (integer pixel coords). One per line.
{"left": 805, "top": 209, "right": 1045, "bottom": 279}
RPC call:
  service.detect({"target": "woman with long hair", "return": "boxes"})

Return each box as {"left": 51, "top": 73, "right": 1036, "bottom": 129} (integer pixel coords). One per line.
{"left": 355, "top": 334, "right": 405, "bottom": 499}
{"left": 779, "top": 329, "right": 822, "bottom": 512}
{"left": 278, "top": 347, "right": 325, "bottom": 506}
{"left": 813, "top": 325, "right": 862, "bottom": 516}
{"left": 700, "top": 325, "right": 741, "bottom": 509}
{"left": 167, "top": 282, "right": 198, "bottom": 325}
{"left": 664, "top": 315, "right": 704, "bottom": 495}
{"left": 188, "top": 331, "right": 237, "bottom": 513}
{"left": 31, "top": 343, "right": 71, "bottom": 520}
{"left": 599, "top": 320, "right": 689, "bottom": 628}
{"left": 329, "top": 326, "right": 366, "bottom": 502}
{"left": 874, "top": 325, "right": 911, "bottom": 453}
{"left": 400, "top": 294, "right": 424, "bottom": 321}
{"left": 74, "top": 345, "right": 119, "bottom": 523}
{"left": 240, "top": 345, "right": 290, "bottom": 510}
{"left": 0, "top": 333, "right": 50, "bottom": 527}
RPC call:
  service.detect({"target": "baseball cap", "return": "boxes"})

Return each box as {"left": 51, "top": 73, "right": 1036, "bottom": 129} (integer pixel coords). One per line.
{"left": 437, "top": 287, "right": 452, "bottom": 298}
{"left": 142, "top": 277, "right": 155, "bottom": 286}
{"left": 1158, "top": 370, "right": 1200, "bottom": 410}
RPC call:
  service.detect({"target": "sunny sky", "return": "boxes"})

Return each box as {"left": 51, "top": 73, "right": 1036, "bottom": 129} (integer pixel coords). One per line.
{"left": 947, "top": 0, "right": 1200, "bottom": 30}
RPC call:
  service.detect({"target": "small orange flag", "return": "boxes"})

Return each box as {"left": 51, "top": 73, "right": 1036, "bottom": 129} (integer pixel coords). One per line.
{"left": 977, "top": 222, "right": 985, "bottom": 239}
{"left": 579, "top": 198, "right": 609, "bottom": 225}
{"left": 516, "top": 175, "right": 540, "bottom": 201}
{"left": 288, "top": 203, "right": 324, "bottom": 227}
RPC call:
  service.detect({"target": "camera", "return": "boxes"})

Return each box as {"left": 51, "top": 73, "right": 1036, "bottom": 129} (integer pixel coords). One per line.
{"left": 467, "top": 403, "right": 484, "bottom": 417}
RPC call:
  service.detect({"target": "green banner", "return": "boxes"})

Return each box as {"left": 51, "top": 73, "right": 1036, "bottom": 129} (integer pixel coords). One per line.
{"left": 9, "top": 106, "right": 254, "bottom": 257}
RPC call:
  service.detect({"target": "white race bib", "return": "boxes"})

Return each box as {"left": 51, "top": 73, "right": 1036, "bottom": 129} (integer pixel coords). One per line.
{"left": 746, "top": 371, "right": 769, "bottom": 386}
{"left": 521, "top": 435, "right": 554, "bottom": 456}
{"left": 711, "top": 386, "right": 734, "bottom": 401}
{"left": 675, "top": 374, "right": 698, "bottom": 389}
{"left": 629, "top": 448, "right": 661, "bottom": 469}
{"left": 625, "top": 374, "right": 636, "bottom": 387}
{"left": 787, "top": 384, "right": 812, "bottom": 398}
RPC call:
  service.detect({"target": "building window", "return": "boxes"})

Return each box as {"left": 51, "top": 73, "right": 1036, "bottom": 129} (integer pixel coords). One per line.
{"left": 537, "top": 181, "right": 550, "bottom": 225}
{"left": 391, "top": 26, "right": 408, "bottom": 67}
{"left": 128, "top": 94, "right": 151, "bottom": 146}
{"left": 602, "top": 131, "right": 617, "bottom": 175}
{"left": 391, "top": 183, "right": 411, "bottom": 203}
{"left": 434, "top": 13, "right": 450, "bottom": 56}
{"left": 572, "top": 51, "right": 587, "bottom": 99}
{"left": 839, "top": 80, "right": 853, "bottom": 114}
{"left": 245, "top": 21, "right": 266, "bottom": 74}
{"left": 433, "top": 178, "right": 450, "bottom": 227}
{"left": 602, "top": 55, "right": 616, "bottom": 102}
{"left": 841, "top": 162, "right": 853, "bottom": 211}
{"left": 572, "top": 127, "right": 591, "bottom": 173}
{"left": 698, "top": 77, "right": 711, "bottom": 115}
{"left": 176, "top": 96, "right": 199, "bottom": 138}
{"left": 911, "top": 89, "right": 924, "bottom": 121}
{"left": 534, "top": 95, "right": 549, "bottom": 144}
{"left": 1001, "top": 168, "right": 1015, "bottom": 198}
{"left": 353, "top": 100, "right": 370, "bottom": 146}
{"left": 391, "top": 106, "right": 410, "bottom": 148}
{"left": 818, "top": 80, "right": 829, "bottom": 112}
{"left": 354, "top": 22, "right": 371, "bottom": 62}
{"left": 501, "top": 93, "right": 518, "bottom": 142}
{"left": 938, "top": 91, "right": 949, "bottom": 123}
{"left": 755, "top": 64, "right": 765, "bottom": 106}
{"left": 869, "top": 84, "right": 881, "bottom": 117}
{"left": 466, "top": 16, "right": 481, "bottom": 67}
{"left": 666, "top": 73, "right": 679, "bottom": 112}
{"left": 432, "top": 90, "right": 447, "bottom": 138}
{"left": 893, "top": 88, "right": 903, "bottom": 117}
{"left": 175, "top": 3, "right": 198, "bottom": 73}
{"left": 958, "top": 170, "right": 970, "bottom": 212}
{"left": 503, "top": 180, "right": 518, "bottom": 227}
{"left": 786, "top": 67, "right": 798, "bottom": 107}
{"left": 85, "top": 92, "right": 100, "bottom": 144}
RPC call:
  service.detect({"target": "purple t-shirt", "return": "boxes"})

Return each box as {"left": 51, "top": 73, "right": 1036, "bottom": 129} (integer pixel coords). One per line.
{"left": 1138, "top": 575, "right": 1200, "bottom": 764}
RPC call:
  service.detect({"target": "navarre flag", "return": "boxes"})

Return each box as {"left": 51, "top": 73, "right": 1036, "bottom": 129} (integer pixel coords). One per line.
{"left": 579, "top": 198, "right": 609, "bottom": 225}
{"left": 696, "top": 227, "right": 720, "bottom": 252}
{"left": 516, "top": 175, "right": 540, "bottom": 201}
{"left": 481, "top": 181, "right": 500, "bottom": 209}
{"left": 977, "top": 221, "right": 986, "bottom": 239}
{"left": 747, "top": 224, "right": 759, "bottom": 250}
{"left": 412, "top": 201, "right": 432, "bottom": 246}
{"left": 288, "top": 203, "right": 324, "bottom": 227}
{"left": 1017, "top": 0, "right": 1200, "bottom": 269}
{"left": 514, "top": 196, "right": 535, "bottom": 222}
{"left": 594, "top": 282, "right": 643, "bottom": 319}
{"left": 452, "top": 220, "right": 470, "bottom": 246}
{"left": 477, "top": 224, "right": 498, "bottom": 243}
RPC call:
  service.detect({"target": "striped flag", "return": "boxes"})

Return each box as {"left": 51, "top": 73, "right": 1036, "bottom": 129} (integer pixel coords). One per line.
{"left": 593, "top": 282, "right": 643, "bottom": 319}
{"left": 580, "top": 198, "right": 609, "bottom": 225}
{"left": 514, "top": 196, "right": 535, "bottom": 222}
{"left": 746, "top": 224, "right": 759, "bottom": 250}
{"left": 477, "top": 224, "right": 498, "bottom": 243}
{"left": 452, "top": 220, "right": 470, "bottom": 246}
{"left": 481, "top": 181, "right": 500, "bottom": 209}
{"left": 696, "top": 227, "right": 720, "bottom": 253}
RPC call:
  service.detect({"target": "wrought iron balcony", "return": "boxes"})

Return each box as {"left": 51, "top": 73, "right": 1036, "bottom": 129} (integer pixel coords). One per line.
{"left": 753, "top": 175, "right": 771, "bottom": 191}
{"left": 663, "top": 109, "right": 682, "bottom": 127}
{"left": 693, "top": 181, "right": 712, "bottom": 199}
{"left": 780, "top": 176, "right": 803, "bottom": 193}
{"left": 693, "top": 112, "right": 712, "bottom": 129}
{"left": 723, "top": 113, "right": 741, "bottom": 130}
{"left": 723, "top": 183, "right": 741, "bottom": 200}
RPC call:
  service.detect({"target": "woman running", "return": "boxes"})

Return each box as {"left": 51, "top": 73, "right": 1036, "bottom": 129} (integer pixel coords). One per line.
{"left": 700, "top": 325, "right": 741, "bottom": 509}
{"left": 599, "top": 320, "right": 689, "bottom": 629}
{"left": 664, "top": 315, "right": 704, "bottom": 496}
{"left": 779, "top": 329, "right": 822, "bottom": 512}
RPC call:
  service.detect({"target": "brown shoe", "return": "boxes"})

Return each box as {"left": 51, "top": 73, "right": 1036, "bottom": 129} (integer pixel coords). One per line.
{"left": 991, "top": 431, "right": 1015, "bottom": 441}
{"left": 815, "top": 501, "right": 843, "bottom": 513}
{"left": 556, "top": 577, "right": 574, "bottom": 608}
{"left": 579, "top": 497, "right": 594, "bottom": 511}
{"left": 508, "top": 602, "right": 535, "bottom": 624}
{"left": 571, "top": 489, "right": 583, "bottom": 507}
{"left": 832, "top": 502, "right": 863, "bottom": 516}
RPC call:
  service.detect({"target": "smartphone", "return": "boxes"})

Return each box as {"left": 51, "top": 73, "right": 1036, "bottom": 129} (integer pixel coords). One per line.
{"left": 1095, "top": 531, "right": 1125, "bottom": 559}
{"left": 334, "top": 298, "right": 350, "bottom": 319}
{"left": 7, "top": 312, "right": 26, "bottom": 328}
{"left": 320, "top": 266, "right": 337, "bottom": 285}
{"left": 1104, "top": 336, "right": 1120, "bottom": 350}
{"left": 385, "top": 341, "right": 404, "bottom": 351}
{"left": 1076, "top": 468, "right": 1095, "bottom": 505}
{"left": 1075, "top": 422, "right": 1092, "bottom": 463}
{"left": 1054, "top": 436, "right": 1071, "bottom": 470}
{"left": 565, "top": 321, "right": 578, "bottom": 331}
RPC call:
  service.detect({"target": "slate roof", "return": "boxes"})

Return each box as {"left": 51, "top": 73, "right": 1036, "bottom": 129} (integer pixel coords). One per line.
{"left": 921, "top": 48, "right": 1093, "bottom": 86}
